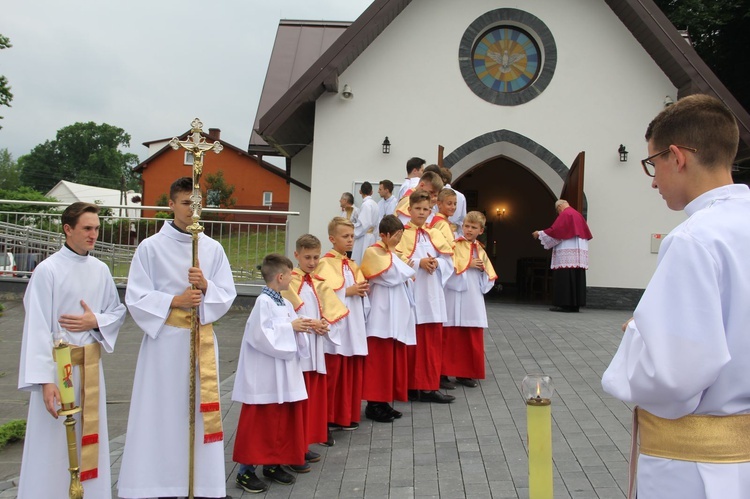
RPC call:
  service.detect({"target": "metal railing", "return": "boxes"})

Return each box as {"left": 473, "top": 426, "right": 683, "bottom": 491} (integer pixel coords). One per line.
{"left": 0, "top": 200, "right": 297, "bottom": 289}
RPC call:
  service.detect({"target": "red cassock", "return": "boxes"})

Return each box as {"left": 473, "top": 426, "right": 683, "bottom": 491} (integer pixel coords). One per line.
{"left": 325, "top": 354, "right": 364, "bottom": 426}
{"left": 303, "top": 371, "right": 328, "bottom": 444}
{"left": 362, "top": 336, "right": 409, "bottom": 402}
{"left": 407, "top": 323, "right": 443, "bottom": 390}
{"left": 233, "top": 400, "right": 307, "bottom": 465}
{"left": 441, "top": 326, "right": 485, "bottom": 379}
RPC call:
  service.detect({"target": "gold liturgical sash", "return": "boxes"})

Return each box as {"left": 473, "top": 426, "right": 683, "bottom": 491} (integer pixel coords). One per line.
{"left": 360, "top": 241, "right": 408, "bottom": 279}
{"left": 69, "top": 343, "right": 101, "bottom": 481}
{"left": 396, "top": 223, "right": 453, "bottom": 259}
{"left": 317, "top": 250, "right": 366, "bottom": 291}
{"left": 453, "top": 238, "right": 498, "bottom": 280}
{"left": 282, "top": 269, "right": 349, "bottom": 325}
{"left": 428, "top": 214, "right": 455, "bottom": 247}
{"left": 627, "top": 407, "right": 750, "bottom": 498}
{"left": 166, "top": 309, "right": 223, "bottom": 443}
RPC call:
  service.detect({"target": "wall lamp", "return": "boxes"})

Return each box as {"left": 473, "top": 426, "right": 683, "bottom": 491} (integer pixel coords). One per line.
{"left": 382, "top": 136, "right": 391, "bottom": 154}
{"left": 618, "top": 144, "right": 628, "bottom": 162}
{"left": 496, "top": 207, "right": 506, "bottom": 218}
{"left": 664, "top": 95, "right": 674, "bottom": 107}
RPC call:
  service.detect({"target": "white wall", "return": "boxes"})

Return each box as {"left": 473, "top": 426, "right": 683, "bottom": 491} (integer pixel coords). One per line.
{"left": 286, "top": 146, "right": 313, "bottom": 258}
{"left": 301, "top": 0, "right": 689, "bottom": 289}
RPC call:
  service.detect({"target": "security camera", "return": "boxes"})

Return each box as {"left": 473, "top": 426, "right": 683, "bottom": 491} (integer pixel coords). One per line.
{"left": 340, "top": 84, "right": 353, "bottom": 100}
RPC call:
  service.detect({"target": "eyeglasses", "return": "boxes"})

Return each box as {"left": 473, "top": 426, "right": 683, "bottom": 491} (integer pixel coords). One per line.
{"left": 641, "top": 146, "right": 698, "bottom": 177}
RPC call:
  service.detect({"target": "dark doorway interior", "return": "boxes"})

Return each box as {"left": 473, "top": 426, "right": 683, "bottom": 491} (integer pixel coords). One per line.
{"left": 454, "top": 156, "right": 558, "bottom": 302}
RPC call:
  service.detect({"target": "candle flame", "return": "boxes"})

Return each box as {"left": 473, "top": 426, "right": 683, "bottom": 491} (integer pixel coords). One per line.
{"left": 536, "top": 382, "right": 541, "bottom": 397}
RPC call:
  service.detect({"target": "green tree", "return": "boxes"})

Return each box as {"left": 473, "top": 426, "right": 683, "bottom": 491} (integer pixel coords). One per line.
{"left": 18, "top": 122, "right": 140, "bottom": 192}
{"left": 654, "top": 0, "right": 750, "bottom": 112}
{"left": 203, "top": 170, "right": 237, "bottom": 210}
{"left": 0, "top": 148, "right": 21, "bottom": 190}
{"left": 0, "top": 34, "right": 13, "bottom": 129}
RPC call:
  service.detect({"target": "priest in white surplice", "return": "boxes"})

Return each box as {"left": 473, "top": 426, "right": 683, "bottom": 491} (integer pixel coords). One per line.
{"left": 18, "top": 202, "right": 126, "bottom": 499}
{"left": 352, "top": 181, "right": 379, "bottom": 263}
{"left": 118, "top": 178, "right": 237, "bottom": 499}
{"left": 602, "top": 95, "right": 750, "bottom": 499}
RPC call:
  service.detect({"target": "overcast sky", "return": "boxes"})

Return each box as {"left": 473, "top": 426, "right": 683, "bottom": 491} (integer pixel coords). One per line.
{"left": 1, "top": 0, "right": 372, "bottom": 165}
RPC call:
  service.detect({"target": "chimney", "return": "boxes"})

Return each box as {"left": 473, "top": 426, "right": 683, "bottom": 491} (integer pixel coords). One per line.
{"left": 208, "top": 128, "right": 221, "bottom": 140}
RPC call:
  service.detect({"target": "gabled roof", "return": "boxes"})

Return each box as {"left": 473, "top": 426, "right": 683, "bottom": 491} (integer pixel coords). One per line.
{"left": 46, "top": 180, "right": 141, "bottom": 206}
{"left": 255, "top": 0, "right": 750, "bottom": 162}
{"left": 249, "top": 20, "right": 351, "bottom": 155}
{"left": 136, "top": 130, "right": 311, "bottom": 191}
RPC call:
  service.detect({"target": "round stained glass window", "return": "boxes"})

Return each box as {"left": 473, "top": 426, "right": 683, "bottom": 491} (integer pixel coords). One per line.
{"left": 473, "top": 27, "right": 540, "bottom": 93}
{"left": 459, "top": 9, "right": 557, "bottom": 106}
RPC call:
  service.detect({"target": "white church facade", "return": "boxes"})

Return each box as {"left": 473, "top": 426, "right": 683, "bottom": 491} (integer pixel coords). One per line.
{"left": 250, "top": 0, "right": 750, "bottom": 308}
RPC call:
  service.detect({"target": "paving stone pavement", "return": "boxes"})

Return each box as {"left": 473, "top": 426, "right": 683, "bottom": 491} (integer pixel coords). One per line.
{"left": 0, "top": 297, "right": 635, "bottom": 498}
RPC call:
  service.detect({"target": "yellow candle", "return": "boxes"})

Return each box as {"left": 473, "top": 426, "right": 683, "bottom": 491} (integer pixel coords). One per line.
{"left": 527, "top": 399, "right": 553, "bottom": 499}
{"left": 53, "top": 343, "right": 76, "bottom": 406}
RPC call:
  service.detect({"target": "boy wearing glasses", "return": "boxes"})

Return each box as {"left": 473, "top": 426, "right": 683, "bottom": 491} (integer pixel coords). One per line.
{"left": 603, "top": 94, "right": 750, "bottom": 499}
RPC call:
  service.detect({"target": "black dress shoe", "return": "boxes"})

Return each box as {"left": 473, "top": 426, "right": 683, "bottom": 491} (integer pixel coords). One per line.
{"left": 456, "top": 377, "right": 478, "bottom": 388}
{"left": 440, "top": 375, "right": 457, "bottom": 390}
{"left": 385, "top": 403, "right": 402, "bottom": 419}
{"left": 418, "top": 390, "right": 455, "bottom": 403}
{"left": 408, "top": 389, "right": 419, "bottom": 401}
{"left": 365, "top": 402, "right": 395, "bottom": 423}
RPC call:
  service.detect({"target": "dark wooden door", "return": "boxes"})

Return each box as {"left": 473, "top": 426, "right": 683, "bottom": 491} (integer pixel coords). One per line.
{"left": 560, "top": 151, "right": 585, "bottom": 214}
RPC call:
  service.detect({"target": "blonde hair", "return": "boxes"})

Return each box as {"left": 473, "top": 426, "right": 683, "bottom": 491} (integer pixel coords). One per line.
{"left": 328, "top": 216, "right": 354, "bottom": 236}
{"left": 464, "top": 211, "right": 486, "bottom": 228}
{"left": 296, "top": 234, "right": 321, "bottom": 251}
{"left": 437, "top": 188, "right": 457, "bottom": 202}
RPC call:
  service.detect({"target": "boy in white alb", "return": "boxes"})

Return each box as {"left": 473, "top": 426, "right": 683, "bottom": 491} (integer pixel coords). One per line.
{"left": 282, "top": 234, "right": 349, "bottom": 453}
{"left": 352, "top": 181, "right": 379, "bottom": 263}
{"left": 395, "top": 190, "right": 455, "bottom": 403}
{"left": 602, "top": 95, "right": 750, "bottom": 499}
{"left": 443, "top": 211, "right": 497, "bottom": 388}
{"left": 361, "top": 215, "right": 417, "bottom": 422}
{"left": 232, "top": 254, "right": 315, "bottom": 490}
{"left": 316, "top": 217, "right": 369, "bottom": 431}
{"left": 394, "top": 171, "right": 443, "bottom": 225}
{"left": 119, "top": 177, "right": 237, "bottom": 499}
{"left": 18, "top": 202, "right": 126, "bottom": 499}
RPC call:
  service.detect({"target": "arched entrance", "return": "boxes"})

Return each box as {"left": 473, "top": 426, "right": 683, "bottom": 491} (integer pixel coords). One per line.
{"left": 447, "top": 130, "right": 575, "bottom": 302}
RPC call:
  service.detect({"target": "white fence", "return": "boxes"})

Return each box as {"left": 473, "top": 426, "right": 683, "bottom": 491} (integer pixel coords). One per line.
{"left": 0, "top": 200, "right": 297, "bottom": 289}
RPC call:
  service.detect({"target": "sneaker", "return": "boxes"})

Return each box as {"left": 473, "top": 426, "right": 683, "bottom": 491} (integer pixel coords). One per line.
{"left": 236, "top": 471, "right": 269, "bottom": 493}
{"left": 329, "top": 421, "right": 359, "bottom": 431}
{"left": 305, "top": 450, "right": 321, "bottom": 463}
{"left": 262, "top": 465, "right": 295, "bottom": 485}
{"left": 288, "top": 463, "right": 311, "bottom": 473}
{"left": 440, "top": 375, "right": 457, "bottom": 390}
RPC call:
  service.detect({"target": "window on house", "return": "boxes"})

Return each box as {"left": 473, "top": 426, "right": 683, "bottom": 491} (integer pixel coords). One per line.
{"left": 184, "top": 152, "right": 194, "bottom": 165}
{"left": 263, "top": 191, "right": 273, "bottom": 207}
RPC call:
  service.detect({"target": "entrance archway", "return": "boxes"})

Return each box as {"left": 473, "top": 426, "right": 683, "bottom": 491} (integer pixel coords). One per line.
{"left": 447, "top": 130, "right": 572, "bottom": 302}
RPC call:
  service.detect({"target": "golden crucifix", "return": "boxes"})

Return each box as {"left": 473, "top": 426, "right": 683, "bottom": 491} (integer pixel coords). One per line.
{"left": 169, "top": 118, "right": 222, "bottom": 499}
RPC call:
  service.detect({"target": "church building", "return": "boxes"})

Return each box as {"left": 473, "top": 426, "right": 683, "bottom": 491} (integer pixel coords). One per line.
{"left": 250, "top": 0, "right": 750, "bottom": 307}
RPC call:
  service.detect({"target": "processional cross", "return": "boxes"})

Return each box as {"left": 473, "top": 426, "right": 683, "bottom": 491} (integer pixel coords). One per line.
{"left": 168, "top": 118, "right": 223, "bottom": 499}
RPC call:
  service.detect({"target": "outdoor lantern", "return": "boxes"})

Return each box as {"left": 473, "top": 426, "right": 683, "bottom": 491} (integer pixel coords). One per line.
{"left": 522, "top": 373, "right": 554, "bottom": 499}
{"left": 382, "top": 136, "right": 391, "bottom": 154}
{"left": 618, "top": 144, "right": 628, "bottom": 162}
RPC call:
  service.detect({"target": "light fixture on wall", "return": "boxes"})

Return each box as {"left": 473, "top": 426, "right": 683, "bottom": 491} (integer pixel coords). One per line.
{"left": 340, "top": 84, "right": 353, "bottom": 100}
{"left": 382, "top": 136, "right": 391, "bottom": 154}
{"left": 664, "top": 95, "right": 674, "bottom": 107}
{"left": 618, "top": 144, "right": 629, "bottom": 162}
{"left": 496, "top": 207, "right": 506, "bottom": 219}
